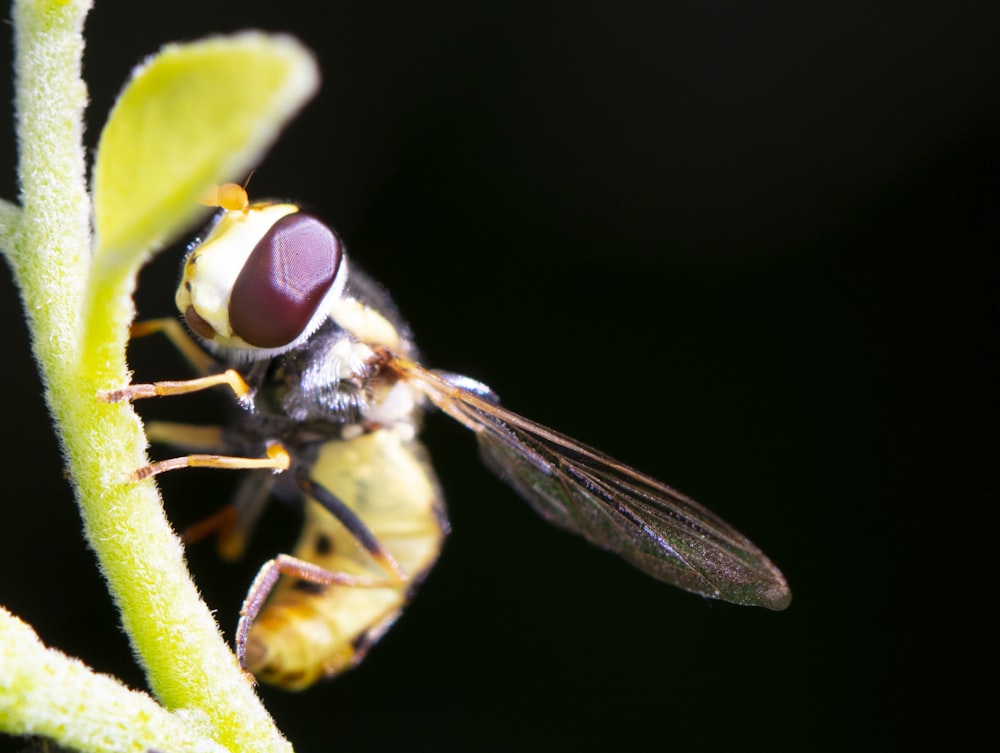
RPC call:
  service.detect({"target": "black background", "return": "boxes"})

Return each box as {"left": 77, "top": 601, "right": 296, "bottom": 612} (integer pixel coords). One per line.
{"left": 1, "top": 2, "right": 996, "bottom": 751}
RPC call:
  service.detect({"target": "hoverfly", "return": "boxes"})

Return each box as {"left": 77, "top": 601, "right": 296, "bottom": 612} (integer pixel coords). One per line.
{"left": 104, "top": 184, "right": 790, "bottom": 690}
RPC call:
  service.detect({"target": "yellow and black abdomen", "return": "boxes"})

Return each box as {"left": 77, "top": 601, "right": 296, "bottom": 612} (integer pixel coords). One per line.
{"left": 244, "top": 428, "right": 447, "bottom": 690}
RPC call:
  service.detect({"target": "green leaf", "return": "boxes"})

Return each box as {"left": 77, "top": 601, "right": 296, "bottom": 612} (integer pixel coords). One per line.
{"left": 92, "top": 32, "right": 318, "bottom": 268}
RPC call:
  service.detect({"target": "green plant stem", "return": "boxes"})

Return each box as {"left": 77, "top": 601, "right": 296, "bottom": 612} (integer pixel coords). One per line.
{"left": 0, "top": 199, "right": 20, "bottom": 255}
{"left": 8, "top": 1, "right": 289, "bottom": 751}
{"left": 1, "top": 608, "right": 229, "bottom": 753}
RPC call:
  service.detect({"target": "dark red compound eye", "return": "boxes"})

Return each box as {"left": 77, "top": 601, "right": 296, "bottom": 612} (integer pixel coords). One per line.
{"left": 229, "top": 213, "right": 343, "bottom": 348}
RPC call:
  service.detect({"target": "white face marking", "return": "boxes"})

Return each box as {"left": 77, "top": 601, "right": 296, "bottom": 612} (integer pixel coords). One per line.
{"left": 176, "top": 203, "right": 299, "bottom": 339}
{"left": 176, "top": 203, "right": 349, "bottom": 362}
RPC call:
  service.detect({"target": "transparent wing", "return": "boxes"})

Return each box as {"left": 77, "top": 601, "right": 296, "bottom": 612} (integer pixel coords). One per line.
{"left": 392, "top": 357, "right": 791, "bottom": 610}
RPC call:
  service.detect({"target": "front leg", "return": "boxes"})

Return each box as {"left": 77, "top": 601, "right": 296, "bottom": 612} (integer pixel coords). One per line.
{"left": 129, "top": 317, "right": 218, "bottom": 376}
{"left": 98, "top": 317, "right": 252, "bottom": 404}
{"left": 100, "top": 368, "right": 253, "bottom": 405}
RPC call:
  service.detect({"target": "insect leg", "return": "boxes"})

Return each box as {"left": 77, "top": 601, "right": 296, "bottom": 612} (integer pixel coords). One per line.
{"left": 100, "top": 369, "right": 252, "bottom": 404}
{"left": 145, "top": 421, "right": 226, "bottom": 450}
{"left": 180, "top": 504, "right": 240, "bottom": 547}
{"left": 201, "top": 470, "right": 277, "bottom": 561}
{"left": 143, "top": 421, "right": 278, "bottom": 560}
{"left": 232, "top": 469, "right": 413, "bottom": 673}
{"left": 108, "top": 417, "right": 289, "bottom": 483}
{"left": 296, "top": 468, "right": 407, "bottom": 581}
{"left": 128, "top": 317, "right": 219, "bottom": 375}
{"left": 125, "top": 440, "right": 291, "bottom": 483}
{"left": 235, "top": 553, "right": 395, "bottom": 675}
{"left": 99, "top": 318, "right": 250, "bottom": 403}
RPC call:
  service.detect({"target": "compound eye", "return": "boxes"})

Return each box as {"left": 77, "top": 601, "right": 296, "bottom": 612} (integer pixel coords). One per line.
{"left": 229, "top": 213, "right": 343, "bottom": 348}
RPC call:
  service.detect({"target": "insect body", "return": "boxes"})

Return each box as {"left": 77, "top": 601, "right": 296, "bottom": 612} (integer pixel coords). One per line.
{"left": 243, "top": 430, "right": 445, "bottom": 689}
{"left": 108, "top": 185, "right": 790, "bottom": 689}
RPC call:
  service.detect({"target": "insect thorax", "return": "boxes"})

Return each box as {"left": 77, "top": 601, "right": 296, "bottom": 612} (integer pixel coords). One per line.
{"left": 233, "top": 268, "right": 423, "bottom": 447}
